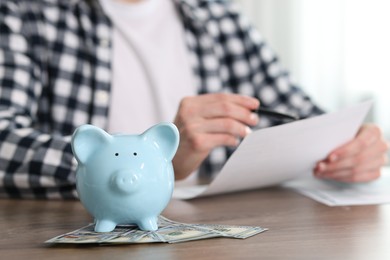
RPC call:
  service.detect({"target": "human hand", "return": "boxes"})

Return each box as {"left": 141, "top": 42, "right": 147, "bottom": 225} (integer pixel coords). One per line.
{"left": 314, "top": 124, "right": 389, "bottom": 182}
{"left": 172, "top": 93, "right": 259, "bottom": 180}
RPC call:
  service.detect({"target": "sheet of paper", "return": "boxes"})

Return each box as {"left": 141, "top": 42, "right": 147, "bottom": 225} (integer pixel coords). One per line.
{"left": 173, "top": 101, "right": 372, "bottom": 200}
{"left": 283, "top": 167, "right": 390, "bottom": 206}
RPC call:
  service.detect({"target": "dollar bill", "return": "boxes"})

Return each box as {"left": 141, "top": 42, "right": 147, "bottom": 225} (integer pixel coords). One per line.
{"left": 45, "top": 216, "right": 267, "bottom": 244}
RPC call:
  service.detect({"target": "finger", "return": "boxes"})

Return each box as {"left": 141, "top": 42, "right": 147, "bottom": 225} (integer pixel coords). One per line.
{"left": 197, "top": 94, "right": 259, "bottom": 125}
{"left": 179, "top": 118, "right": 252, "bottom": 139}
{"left": 203, "top": 102, "right": 259, "bottom": 126}
{"left": 177, "top": 94, "right": 260, "bottom": 126}
{"left": 201, "top": 118, "right": 252, "bottom": 138}
{"left": 315, "top": 154, "right": 387, "bottom": 180}
{"left": 319, "top": 139, "right": 389, "bottom": 172}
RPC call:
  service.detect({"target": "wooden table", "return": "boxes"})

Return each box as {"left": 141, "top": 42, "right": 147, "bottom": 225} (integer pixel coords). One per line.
{"left": 1, "top": 187, "right": 389, "bottom": 259}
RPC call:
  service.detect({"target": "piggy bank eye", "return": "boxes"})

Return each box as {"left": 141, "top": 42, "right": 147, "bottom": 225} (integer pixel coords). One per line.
{"left": 115, "top": 153, "right": 119, "bottom": 156}
{"left": 133, "top": 152, "right": 137, "bottom": 156}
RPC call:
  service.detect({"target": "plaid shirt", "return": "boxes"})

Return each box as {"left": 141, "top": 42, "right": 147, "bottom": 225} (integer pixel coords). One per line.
{"left": 0, "top": 0, "right": 323, "bottom": 199}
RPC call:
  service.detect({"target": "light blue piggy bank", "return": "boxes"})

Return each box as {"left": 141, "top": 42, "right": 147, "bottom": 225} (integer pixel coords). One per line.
{"left": 71, "top": 123, "right": 179, "bottom": 232}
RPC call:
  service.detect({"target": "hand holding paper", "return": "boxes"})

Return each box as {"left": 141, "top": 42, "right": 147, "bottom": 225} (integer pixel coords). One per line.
{"left": 173, "top": 101, "right": 373, "bottom": 200}
{"left": 314, "top": 123, "right": 388, "bottom": 183}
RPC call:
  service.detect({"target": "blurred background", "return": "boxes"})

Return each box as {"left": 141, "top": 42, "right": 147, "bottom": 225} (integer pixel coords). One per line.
{"left": 234, "top": 0, "right": 390, "bottom": 161}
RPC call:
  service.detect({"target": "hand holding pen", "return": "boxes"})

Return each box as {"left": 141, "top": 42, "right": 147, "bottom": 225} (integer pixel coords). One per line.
{"left": 173, "top": 93, "right": 299, "bottom": 180}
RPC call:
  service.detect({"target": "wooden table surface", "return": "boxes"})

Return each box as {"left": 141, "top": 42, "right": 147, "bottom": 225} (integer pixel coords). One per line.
{"left": 1, "top": 187, "right": 390, "bottom": 259}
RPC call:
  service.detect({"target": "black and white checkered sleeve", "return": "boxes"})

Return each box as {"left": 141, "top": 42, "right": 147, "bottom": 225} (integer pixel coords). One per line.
{"left": 0, "top": 2, "right": 77, "bottom": 199}
{"left": 230, "top": 2, "right": 325, "bottom": 121}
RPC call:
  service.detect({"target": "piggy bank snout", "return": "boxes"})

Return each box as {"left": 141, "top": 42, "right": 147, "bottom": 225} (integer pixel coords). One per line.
{"left": 111, "top": 169, "right": 141, "bottom": 194}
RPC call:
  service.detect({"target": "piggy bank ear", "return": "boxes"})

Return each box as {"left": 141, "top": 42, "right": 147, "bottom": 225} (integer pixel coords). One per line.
{"left": 142, "top": 123, "right": 180, "bottom": 161}
{"left": 71, "top": 124, "right": 111, "bottom": 164}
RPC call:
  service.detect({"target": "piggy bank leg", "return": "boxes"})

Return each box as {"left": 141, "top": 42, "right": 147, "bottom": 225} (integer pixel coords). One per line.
{"left": 137, "top": 216, "right": 158, "bottom": 231}
{"left": 95, "top": 219, "right": 117, "bottom": 232}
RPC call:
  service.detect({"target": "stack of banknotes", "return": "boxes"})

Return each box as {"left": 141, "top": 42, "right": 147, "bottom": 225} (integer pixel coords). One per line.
{"left": 46, "top": 216, "right": 267, "bottom": 244}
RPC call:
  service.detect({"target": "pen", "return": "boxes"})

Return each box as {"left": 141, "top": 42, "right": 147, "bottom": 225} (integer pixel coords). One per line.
{"left": 253, "top": 107, "right": 299, "bottom": 121}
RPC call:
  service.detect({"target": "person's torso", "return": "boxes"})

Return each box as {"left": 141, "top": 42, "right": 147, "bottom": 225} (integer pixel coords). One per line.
{"left": 100, "top": 0, "right": 196, "bottom": 134}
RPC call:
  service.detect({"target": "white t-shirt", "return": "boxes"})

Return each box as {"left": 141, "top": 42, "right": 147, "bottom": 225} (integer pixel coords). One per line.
{"left": 99, "top": 0, "right": 196, "bottom": 134}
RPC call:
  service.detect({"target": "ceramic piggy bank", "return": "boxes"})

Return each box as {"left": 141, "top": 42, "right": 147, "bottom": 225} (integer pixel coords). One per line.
{"left": 71, "top": 123, "right": 179, "bottom": 232}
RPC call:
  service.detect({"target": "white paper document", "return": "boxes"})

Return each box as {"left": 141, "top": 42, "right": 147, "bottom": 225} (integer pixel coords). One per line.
{"left": 283, "top": 167, "right": 390, "bottom": 206}
{"left": 173, "top": 101, "right": 372, "bottom": 200}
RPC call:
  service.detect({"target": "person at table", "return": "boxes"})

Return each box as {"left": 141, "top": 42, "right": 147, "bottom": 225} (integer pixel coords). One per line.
{"left": 0, "top": 0, "right": 388, "bottom": 199}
